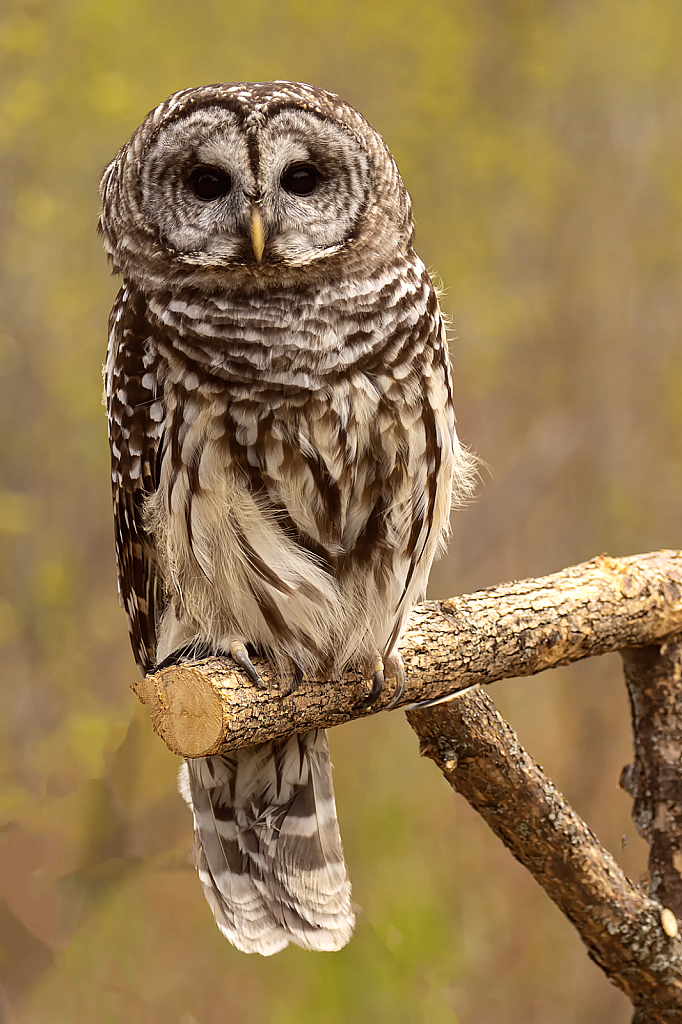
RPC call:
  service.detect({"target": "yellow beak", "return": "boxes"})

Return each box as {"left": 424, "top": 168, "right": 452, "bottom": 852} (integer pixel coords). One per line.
{"left": 250, "top": 207, "right": 265, "bottom": 264}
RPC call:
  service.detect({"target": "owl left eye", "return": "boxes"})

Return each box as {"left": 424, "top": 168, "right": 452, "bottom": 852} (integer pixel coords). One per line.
{"left": 188, "top": 166, "right": 232, "bottom": 201}
{"left": 281, "top": 163, "right": 321, "bottom": 197}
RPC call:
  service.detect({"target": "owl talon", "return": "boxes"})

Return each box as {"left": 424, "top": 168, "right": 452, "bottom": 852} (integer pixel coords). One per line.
{"left": 153, "top": 640, "right": 218, "bottom": 672}
{"left": 230, "top": 640, "right": 266, "bottom": 688}
{"left": 358, "top": 660, "right": 385, "bottom": 709}
{"left": 386, "top": 667, "right": 407, "bottom": 709}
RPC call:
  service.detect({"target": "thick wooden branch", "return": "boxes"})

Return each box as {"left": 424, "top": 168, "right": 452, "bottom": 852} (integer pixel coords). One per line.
{"left": 133, "top": 550, "right": 682, "bottom": 757}
{"left": 621, "top": 640, "right": 682, "bottom": 917}
{"left": 131, "top": 548, "right": 682, "bottom": 1017}
{"left": 406, "top": 689, "right": 682, "bottom": 1023}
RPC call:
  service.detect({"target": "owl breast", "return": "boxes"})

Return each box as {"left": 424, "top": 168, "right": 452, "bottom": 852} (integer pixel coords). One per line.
{"left": 144, "top": 262, "right": 456, "bottom": 679}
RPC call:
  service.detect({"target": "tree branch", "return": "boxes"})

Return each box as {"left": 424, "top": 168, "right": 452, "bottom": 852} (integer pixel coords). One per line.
{"left": 621, "top": 640, "right": 682, "bottom": 917}
{"left": 130, "top": 548, "right": 682, "bottom": 1018}
{"left": 133, "top": 550, "right": 682, "bottom": 757}
{"left": 406, "top": 689, "right": 682, "bottom": 1023}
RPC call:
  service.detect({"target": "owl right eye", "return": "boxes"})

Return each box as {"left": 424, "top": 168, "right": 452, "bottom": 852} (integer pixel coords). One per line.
{"left": 188, "top": 166, "right": 232, "bottom": 201}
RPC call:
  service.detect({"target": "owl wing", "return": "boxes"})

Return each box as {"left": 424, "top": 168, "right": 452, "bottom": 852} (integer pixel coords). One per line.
{"left": 105, "top": 285, "right": 165, "bottom": 674}
{"left": 382, "top": 313, "right": 462, "bottom": 654}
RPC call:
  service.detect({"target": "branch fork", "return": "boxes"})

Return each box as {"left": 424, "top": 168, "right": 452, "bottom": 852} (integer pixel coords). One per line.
{"left": 133, "top": 550, "right": 682, "bottom": 1022}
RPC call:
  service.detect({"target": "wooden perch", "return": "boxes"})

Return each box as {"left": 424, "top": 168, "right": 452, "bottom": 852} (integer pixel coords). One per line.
{"left": 131, "top": 548, "right": 682, "bottom": 1021}
{"left": 133, "top": 549, "right": 682, "bottom": 758}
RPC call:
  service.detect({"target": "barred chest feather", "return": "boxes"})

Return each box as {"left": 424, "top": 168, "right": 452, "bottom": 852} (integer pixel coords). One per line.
{"left": 138, "top": 259, "right": 458, "bottom": 678}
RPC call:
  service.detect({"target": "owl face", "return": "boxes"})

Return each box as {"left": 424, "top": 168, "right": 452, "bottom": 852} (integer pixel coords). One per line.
{"left": 100, "top": 82, "right": 413, "bottom": 291}
{"left": 142, "top": 106, "right": 372, "bottom": 268}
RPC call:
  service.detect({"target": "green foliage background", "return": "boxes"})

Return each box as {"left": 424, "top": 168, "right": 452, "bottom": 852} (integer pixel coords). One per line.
{"left": 1, "top": 1, "right": 681, "bottom": 1021}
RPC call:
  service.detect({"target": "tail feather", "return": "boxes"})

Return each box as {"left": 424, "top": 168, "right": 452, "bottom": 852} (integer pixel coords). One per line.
{"left": 179, "top": 729, "right": 354, "bottom": 955}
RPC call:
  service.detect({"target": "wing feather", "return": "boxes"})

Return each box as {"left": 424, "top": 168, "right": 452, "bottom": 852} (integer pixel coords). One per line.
{"left": 105, "top": 284, "right": 165, "bottom": 673}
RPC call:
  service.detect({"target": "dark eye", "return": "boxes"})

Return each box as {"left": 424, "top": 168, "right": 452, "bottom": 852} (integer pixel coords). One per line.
{"left": 280, "top": 163, "right": 321, "bottom": 197}
{"left": 188, "top": 166, "right": 232, "bottom": 201}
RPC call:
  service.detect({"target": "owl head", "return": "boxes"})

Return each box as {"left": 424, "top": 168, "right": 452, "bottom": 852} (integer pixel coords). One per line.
{"left": 99, "top": 81, "right": 413, "bottom": 293}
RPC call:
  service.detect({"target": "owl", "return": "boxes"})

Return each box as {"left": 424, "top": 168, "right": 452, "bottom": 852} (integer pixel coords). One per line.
{"left": 99, "top": 81, "right": 474, "bottom": 955}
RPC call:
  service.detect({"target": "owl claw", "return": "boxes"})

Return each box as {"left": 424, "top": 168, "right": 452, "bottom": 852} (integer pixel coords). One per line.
{"left": 386, "top": 667, "right": 407, "bottom": 709}
{"left": 229, "top": 640, "right": 266, "bottom": 688}
{"left": 153, "top": 640, "right": 218, "bottom": 672}
{"left": 277, "top": 660, "right": 305, "bottom": 695}
{"left": 292, "top": 661, "right": 305, "bottom": 690}
{"left": 358, "top": 659, "right": 385, "bottom": 709}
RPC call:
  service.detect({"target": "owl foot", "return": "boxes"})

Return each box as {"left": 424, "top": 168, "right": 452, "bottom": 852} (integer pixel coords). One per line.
{"left": 358, "top": 657, "right": 386, "bottom": 709}
{"left": 155, "top": 638, "right": 268, "bottom": 689}
{"left": 154, "top": 639, "right": 219, "bottom": 671}
{"left": 291, "top": 660, "right": 305, "bottom": 691}
{"left": 268, "top": 659, "right": 304, "bottom": 695}
{"left": 384, "top": 653, "right": 407, "bottom": 709}
{"left": 229, "top": 640, "right": 266, "bottom": 688}
{"left": 357, "top": 652, "right": 407, "bottom": 710}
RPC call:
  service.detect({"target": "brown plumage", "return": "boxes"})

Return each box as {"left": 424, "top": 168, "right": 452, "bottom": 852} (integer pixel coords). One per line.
{"left": 100, "top": 81, "right": 474, "bottom": 955}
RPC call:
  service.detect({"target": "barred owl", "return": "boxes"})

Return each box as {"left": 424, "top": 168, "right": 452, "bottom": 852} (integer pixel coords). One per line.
{"left": 100, "top": 81, "right": 474, "bottom": 955}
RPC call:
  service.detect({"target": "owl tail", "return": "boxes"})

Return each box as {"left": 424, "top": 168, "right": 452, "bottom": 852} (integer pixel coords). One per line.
{"left": 178, "top": 729, "right": 354, "bottom": 955}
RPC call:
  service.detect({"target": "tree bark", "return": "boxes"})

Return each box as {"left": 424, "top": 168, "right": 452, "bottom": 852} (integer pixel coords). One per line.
{"left": 406, "top": 689, "right": 682, "bottom": 1023}
{"left": 133, "top": 550, "right": 682, "bottom": 757}
{"left": 621, "top": 641, "right": 682, "bottom": 919}
{"left": 130, "top": 547, "right": 682, "bottom": 1020}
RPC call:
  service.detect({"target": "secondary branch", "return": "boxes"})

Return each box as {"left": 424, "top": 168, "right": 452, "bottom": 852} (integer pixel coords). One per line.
{"left": 407, "top": 689, "right": 682, "bottom": 1022}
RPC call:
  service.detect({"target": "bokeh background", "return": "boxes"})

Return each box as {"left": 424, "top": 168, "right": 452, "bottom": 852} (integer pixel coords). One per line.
{"left": 1, "top": 1, "right": 681, "bottom": 1021}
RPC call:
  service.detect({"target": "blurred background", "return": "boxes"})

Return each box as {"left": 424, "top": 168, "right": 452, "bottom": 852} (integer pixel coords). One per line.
{"left": 1, "top": 0, "right": 681, "bottom": 1021}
